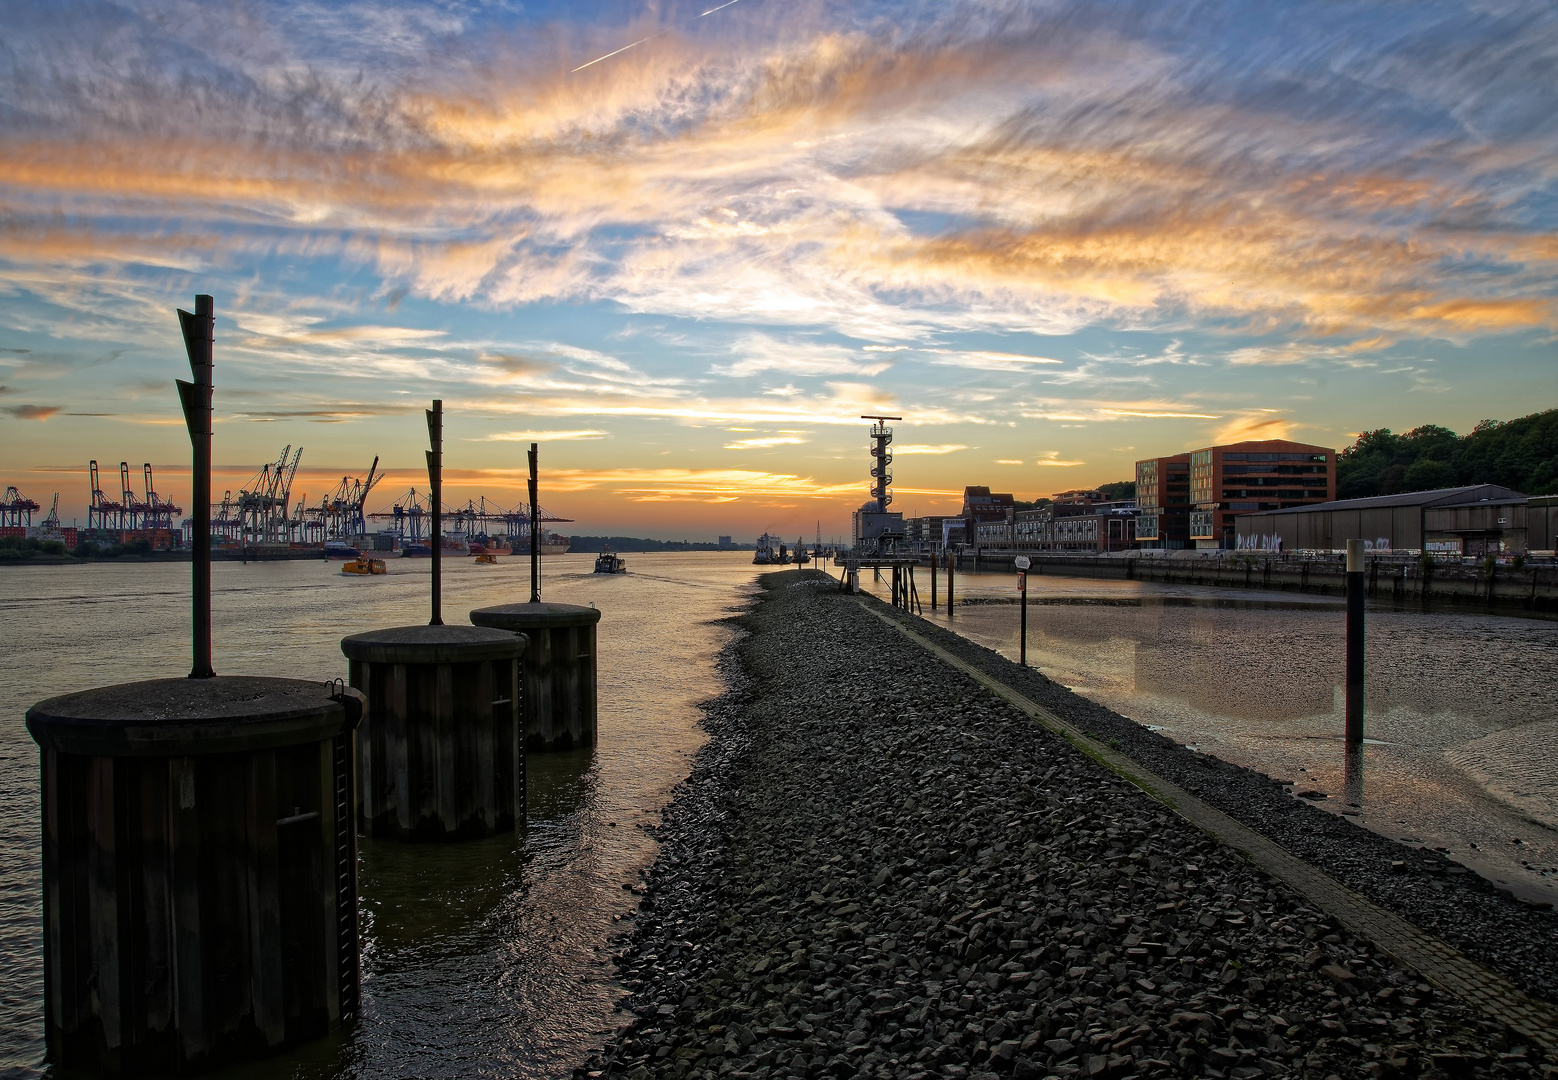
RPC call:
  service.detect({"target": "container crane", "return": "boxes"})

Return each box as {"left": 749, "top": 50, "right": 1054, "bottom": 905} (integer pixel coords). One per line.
{"left": 1, "top": 486, "right": 41, "bottom": 527}
{"left": 87, "top": 461, "right": 124, "bottom": 531}
{"left": 142, "top": 464, "right": 183, "bottom": 531}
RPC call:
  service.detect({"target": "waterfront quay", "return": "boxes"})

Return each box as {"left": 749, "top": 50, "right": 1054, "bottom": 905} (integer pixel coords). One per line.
{"left": 917, "top": 550, "right": 1558, "bottom": 612}
{"left": 587, "top": 571, "right": 1557, "bottom": 1080}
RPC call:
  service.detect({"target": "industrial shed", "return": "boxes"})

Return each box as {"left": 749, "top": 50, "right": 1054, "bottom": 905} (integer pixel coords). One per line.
{"left": 1235, "top": 485, "right": 1529, "bottom": 553}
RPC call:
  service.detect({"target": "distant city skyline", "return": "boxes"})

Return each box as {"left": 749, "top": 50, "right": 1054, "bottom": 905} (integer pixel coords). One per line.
{"left": 2, "top": 0, "right": 1555, "bottom": 539}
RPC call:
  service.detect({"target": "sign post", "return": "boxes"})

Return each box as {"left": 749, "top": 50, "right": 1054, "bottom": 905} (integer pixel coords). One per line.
{"left": 1015, "top": 556, "right": 1031, "bottom": 666}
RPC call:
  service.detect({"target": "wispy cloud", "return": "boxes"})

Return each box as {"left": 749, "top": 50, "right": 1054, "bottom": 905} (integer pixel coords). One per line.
{"left": 482, "top": 429, "right": 610, "bottom": 442}
{"left": 4, "top": 404, "right": 61, "bottom": 421}
{"left": 1035, "top": 451, "right": 1085, "bottom": 466}
{"left": 724, "top": 435, "right": 808, "bottom": 449}
{"left": 891, "top": 443, "right": 969, "bottom": 455}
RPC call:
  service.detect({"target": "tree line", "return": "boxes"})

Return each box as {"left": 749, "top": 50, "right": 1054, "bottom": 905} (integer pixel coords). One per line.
{"left": 1337, "top": 408, "right": 1557, "bottom": 499}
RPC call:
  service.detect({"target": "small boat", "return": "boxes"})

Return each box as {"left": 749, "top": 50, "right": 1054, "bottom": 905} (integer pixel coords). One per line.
{"left": 341, "top": 557, "right": 387, "bottom": 576}
{"left": 593, "top": 548, "right": 627, "bottom": 574}
{"left": 473, "top": 552, "right": 498, "bottom": 564}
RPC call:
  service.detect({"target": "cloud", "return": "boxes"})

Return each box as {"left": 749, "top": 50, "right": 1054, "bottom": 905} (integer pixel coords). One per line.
{"left": 927, "top": 351, "right": 1065, "bottom": 371}
{"left": 483, "top": 429, "right": 610, "bottom": 442}
{"left": 2, "top": 0, "right": 1554, "bottom": 351}
{"left": 715, "top": 334, "right": 894, "bottom": 378}
{"left": 891, "top": 443, "right": 969, "bottom": 455}
{"left": 1211, "top": 413, "right": 1299, "bottom": 444}
{"left": 1035, "top": 451, "right": 1085, "bottom": 466}
{"left": 724, "top": 435, "right": 808, "bottom": 449}
{"left": 5, "top": 404, "right": 61, "bottom": 421}
{"left": 994, "top": 459, "right": 1023, "bottom": 464}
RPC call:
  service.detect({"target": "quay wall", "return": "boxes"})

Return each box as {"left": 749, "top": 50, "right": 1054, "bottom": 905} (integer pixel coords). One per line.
{"left": 922, "top": 551, "right": 1558, "bottom": 610}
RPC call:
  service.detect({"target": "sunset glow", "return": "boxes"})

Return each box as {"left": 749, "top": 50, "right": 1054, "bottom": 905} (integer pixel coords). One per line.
{"left": 1, "top": 0, "right": 1554, "bottom": 537}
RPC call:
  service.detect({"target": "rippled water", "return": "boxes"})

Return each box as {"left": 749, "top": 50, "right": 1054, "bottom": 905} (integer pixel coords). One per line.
{"left": 861, "top": 564, "right": 1558, "bottom": 906}
{"left": 0, "top": 552, "right": 761, "bottom": 1077}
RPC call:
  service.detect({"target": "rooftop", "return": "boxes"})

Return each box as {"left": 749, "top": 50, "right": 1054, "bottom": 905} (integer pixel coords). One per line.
{"left": 1252, "top": 484, "right": 1525, "bottom": 515}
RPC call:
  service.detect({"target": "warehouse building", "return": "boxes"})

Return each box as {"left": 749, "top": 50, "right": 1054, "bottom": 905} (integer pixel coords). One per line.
{"left": 1234, "top": 484, "right": 1538, "bottom": 554}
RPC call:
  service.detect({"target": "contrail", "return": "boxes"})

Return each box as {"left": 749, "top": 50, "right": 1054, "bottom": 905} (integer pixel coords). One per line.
{"left": 572, "top": 0, "right": 747, "bottom": 73}
{"left": 571, "top": 30, "right": 670, "bottom": 72}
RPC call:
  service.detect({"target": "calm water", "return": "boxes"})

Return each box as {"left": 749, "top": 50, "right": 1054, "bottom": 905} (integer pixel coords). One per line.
{"left": 0, "top": 552, "right": 762, "bottom": 1077}
{"left": 861, "top": 564, "right": 1558, "bottom": 906}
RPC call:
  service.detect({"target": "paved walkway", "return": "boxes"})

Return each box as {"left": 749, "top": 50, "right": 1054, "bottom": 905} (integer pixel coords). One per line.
{"left": 860, "top": 598, "right": 1558, "bottom": 1052}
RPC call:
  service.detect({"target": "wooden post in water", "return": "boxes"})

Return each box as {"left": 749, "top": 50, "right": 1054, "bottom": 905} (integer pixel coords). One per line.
{"left": 930, "top": 550, "right": 938, "bottom": 610}
{"left": 1345, "top": 538, "right": 1365, "bottom": 745}
{"left": 946, "top": 548, "right": 955, "bottom": 615}
{"left": 427, "top": 400, "right": 443, "bottom": 626}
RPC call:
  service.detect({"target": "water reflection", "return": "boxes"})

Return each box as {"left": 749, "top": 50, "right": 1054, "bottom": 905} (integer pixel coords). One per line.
{"left": 0, "top": 552, "right": 759, "bottom": 1076}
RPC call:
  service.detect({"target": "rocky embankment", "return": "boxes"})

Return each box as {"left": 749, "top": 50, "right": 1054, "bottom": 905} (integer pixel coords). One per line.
{"left": 583, "top": 572, "right": 1553, "bottom": 1080}
{"left": 869, "top": 599, "right": 1558, "bottom": 1003}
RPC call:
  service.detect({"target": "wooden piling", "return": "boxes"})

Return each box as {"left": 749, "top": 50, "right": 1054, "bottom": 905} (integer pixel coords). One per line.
{"left": 26, "top": 678, "right": 364, "bottom": 1075}
{"left": 469, "top": 602, "right": 601, "bottom": 752}
{"left": 341, "top": 625, "right": 527, "bottom": 839}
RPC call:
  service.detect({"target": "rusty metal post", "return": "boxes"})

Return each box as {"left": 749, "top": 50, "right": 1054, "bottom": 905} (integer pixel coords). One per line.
{"left": 529, "top": 443, "right": 540, "bottom": 603}
{"left": 1346, "top": 538, "right": 1365, "bottom": 745}
{"left": 427, "top": 400, "right": 443, "bottom": 626}
{"left": 176, "top": 294, "right": 215, "bottom": 679}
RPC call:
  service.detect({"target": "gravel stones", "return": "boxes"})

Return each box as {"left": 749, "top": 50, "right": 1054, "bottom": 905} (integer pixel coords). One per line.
{"left": 581, "top": 573, "right": 1554, "bottom": 1080}
{"left": 871, "top": 598, "right": 1558, "bottom": 1004}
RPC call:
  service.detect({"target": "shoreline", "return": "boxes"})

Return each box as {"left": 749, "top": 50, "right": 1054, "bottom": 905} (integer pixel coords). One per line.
{"left": 584, "top": 570, "right": 1553, "bottom": 1080}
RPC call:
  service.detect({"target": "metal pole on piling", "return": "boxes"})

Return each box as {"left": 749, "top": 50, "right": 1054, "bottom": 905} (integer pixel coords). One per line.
{"left": 176, "top": 294, "right": 216, "bottom": 678}
{"left": 426, "top": 400, "right": 443, "bottom": 626}
{"left": 528, "top": 443, "right": 540, "bottom": 603}
{"left": 1345, "top": 538, "right": 1365, "bottom": 745}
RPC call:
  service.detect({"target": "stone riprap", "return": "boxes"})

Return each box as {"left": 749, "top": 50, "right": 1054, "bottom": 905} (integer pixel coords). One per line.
{"left": 869, "top": 598, "right": 1558, "bottom": 1005}
{"left": 584, "top": 573, "right": 1554, "bottom": 1080}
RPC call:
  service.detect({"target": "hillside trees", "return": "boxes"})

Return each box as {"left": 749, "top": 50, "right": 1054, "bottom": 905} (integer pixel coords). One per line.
{"left": 1336, "top": 409, "right": 1558, "bottom": 498}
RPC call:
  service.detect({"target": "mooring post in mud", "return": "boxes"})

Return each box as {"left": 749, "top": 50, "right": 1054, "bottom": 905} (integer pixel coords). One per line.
{"left": 1346, "top": 538, "right": 1365, "bottom": 745}
{"left": 929, "top": 551, "right": 937, "bottom": 610}
{"left": 1016, "top": 555, "right": 1030, "bottom": 665}
{"left": 946, "top": 548, "right": 955, "bottom": 615}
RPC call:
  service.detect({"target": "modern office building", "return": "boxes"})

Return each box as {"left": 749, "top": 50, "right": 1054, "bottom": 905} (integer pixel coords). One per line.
{"left": 1134, "top": 453, "right": 1191, "bottom": 549}
{"left": 1188, "top": 439, "right": 1335, "bottom": 548}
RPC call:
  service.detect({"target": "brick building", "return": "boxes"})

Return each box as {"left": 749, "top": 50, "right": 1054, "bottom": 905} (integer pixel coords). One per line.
{"left": 1188, "top": 440, "right": 1335, "bottom": 549}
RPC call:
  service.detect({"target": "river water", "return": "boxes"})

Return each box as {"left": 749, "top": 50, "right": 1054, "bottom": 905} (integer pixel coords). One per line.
{"left": 5, "top": 558, "right": 1557, "bottom": 1074}
{"left": 0, "top": 552, "right": 761, "bottom": 1078}
{"left": 861, "top": 563, "right": 1558, "bottom": 908}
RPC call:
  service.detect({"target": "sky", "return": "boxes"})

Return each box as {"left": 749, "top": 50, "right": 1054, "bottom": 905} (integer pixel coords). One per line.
{"left": 0, "top": 0, "right": 1555, "bottom": 540}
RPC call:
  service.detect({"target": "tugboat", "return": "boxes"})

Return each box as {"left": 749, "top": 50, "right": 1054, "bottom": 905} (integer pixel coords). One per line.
{"left": 341, "top": 556, "right": 388, "bottom": 576}
{"left": 593, "top": 547, "right": 627, "bottom": 574}
{"left": 753, "top": 533, "right": 776, "bottom": 565}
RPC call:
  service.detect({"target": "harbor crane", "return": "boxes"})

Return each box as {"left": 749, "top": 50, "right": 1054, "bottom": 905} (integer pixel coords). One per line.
{"left": 1, "top": 486, "right": 41, "bottom": 527}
